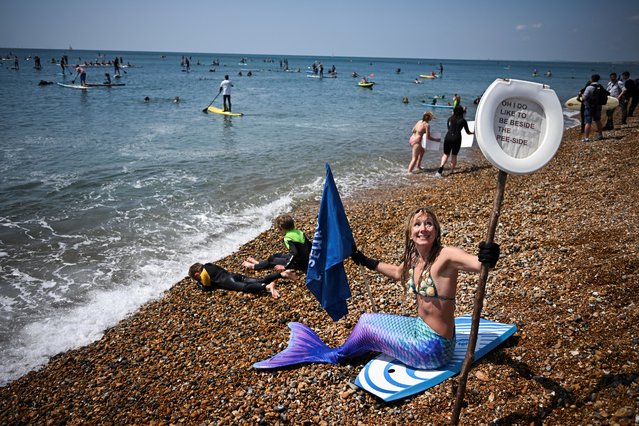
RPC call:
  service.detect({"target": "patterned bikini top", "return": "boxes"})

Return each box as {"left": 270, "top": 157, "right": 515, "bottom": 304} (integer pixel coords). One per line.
{"left": 408, "top": 263, "right": 455, "bottom": 301}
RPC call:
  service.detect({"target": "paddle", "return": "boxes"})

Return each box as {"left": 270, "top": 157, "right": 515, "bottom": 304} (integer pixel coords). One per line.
{"left": 202, "top": 92, "right": 221, "bottom": 113}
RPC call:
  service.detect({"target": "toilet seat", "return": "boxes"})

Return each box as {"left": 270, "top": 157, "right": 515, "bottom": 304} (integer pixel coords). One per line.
{"left": 475, "top": 79, "right": 563, "bottom": 175}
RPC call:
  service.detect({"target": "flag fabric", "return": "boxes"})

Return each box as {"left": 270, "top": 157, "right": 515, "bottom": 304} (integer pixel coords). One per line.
{"left": 306, "top": 164, "right": 355, "bottom": 321}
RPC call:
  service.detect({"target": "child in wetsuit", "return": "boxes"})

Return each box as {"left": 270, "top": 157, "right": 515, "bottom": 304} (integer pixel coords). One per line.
{"left": 243, "top": 214, "right": 311, "bottom": 272}
{"left": 188, "top": 262, "right": 296, "bottom": 299}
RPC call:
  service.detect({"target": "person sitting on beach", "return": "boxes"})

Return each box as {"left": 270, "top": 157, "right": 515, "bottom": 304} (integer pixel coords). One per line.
{"left": 253, "top": 207, "right": 500, "bottom": 370}
{"left": 188, "top": 261, "right": 297, "bottom": 299}
{"left": 243, "top": 214, "right": 311, "bottom": 272}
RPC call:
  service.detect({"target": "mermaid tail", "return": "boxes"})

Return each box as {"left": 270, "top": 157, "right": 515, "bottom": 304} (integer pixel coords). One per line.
{"left": 253, "top": 313, "right": 455, "bottom": 370}
{"left": 253, "top": 322, "right": 336, "bottom": 369}
{"left": 334, "top": 313, "right": 455, "bottom": 369}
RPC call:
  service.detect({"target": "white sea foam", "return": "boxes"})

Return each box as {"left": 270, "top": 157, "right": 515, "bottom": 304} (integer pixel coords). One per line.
{"left": 0, "top": 193, "right": 296, "bottom": 386}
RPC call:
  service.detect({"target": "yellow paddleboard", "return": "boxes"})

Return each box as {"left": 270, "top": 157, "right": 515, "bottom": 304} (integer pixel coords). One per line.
{"left": 207, "top": 106, "right": 243, "bottom": 116}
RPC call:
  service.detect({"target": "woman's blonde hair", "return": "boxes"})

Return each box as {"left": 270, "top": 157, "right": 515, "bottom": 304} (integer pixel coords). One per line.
{"left": 399, "top": 207, "right": 442, "bottom": 285}
{"left": 422, "top": 111, "right": 434, "bottom": 122}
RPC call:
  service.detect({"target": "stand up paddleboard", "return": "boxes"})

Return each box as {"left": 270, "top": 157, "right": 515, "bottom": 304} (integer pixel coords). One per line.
{"left": 421, "top": 103, "right": 453, "bottom": 109}
{"left": 207, "top": 106, "right": 243, "bottom": 116}
{"left": 564, "top": 96, "right": 619, "bottom": 111}
{"left": 354, "top": 316, "right": 517, "bottom": 402}
{"left": 85, "top": 83, "right": 126, "bottom": 87}
{"left": 57, "top": 82, "right": 91, "bottom": 90}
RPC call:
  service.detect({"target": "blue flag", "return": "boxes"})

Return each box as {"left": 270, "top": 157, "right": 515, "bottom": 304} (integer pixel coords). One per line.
{"left": 306, "top": 164, "right": 356, "bottom": 321}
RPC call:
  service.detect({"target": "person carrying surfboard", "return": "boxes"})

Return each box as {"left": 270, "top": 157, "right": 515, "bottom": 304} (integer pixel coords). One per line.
{"left": 188, "top": 261, "right": 297, "bottom": 300}
{"left": 253, "top": 207, "right": 500, "bottom": 370}
{"left": 219, "top": 75, "right": 233, "bottom": 112}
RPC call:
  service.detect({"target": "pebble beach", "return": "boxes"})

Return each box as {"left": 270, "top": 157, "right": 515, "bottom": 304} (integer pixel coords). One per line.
{"left": 1, "top": 112, "right": 638, "bottom": 424}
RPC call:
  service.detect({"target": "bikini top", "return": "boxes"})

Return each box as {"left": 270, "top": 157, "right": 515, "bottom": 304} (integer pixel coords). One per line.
{"left": 408, "top": 263, "right": 455, "bottom": 301}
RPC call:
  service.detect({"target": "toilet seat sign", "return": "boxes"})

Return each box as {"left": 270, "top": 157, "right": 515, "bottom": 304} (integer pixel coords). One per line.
{"left": 494, "top": 98, "right": 545, "bottom": 159}
{"left": 475, "top": 79, "right": 563, "bottom": 175}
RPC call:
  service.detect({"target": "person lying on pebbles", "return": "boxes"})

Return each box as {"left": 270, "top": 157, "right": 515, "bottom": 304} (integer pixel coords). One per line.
{"left": 188, "top": 261, "right": 297, "bottom": 299}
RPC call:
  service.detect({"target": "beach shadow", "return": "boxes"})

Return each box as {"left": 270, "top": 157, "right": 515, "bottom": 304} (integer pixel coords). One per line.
{"left": 489, "top": 353, "right": 639, "bottom": 425}
{"left": 451, "top": 164, "right": 492, "bottom": 176}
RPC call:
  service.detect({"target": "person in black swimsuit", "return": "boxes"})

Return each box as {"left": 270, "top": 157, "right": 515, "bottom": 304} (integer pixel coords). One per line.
{"left": 436, "top": 106, "right": 473, "bottom": 177}
{"left": 188, "top": 262, "right": 297, "bottom": 299}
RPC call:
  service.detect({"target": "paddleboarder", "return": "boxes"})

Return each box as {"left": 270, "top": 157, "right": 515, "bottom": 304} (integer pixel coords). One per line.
{"left": 219, "top": 75, "right": 233, "bottom": 112}
{"left": 73, "top": 65, "right": 87, "bottom": 86}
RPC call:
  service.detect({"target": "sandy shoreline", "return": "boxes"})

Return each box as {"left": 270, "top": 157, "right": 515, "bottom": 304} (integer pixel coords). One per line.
{"left": 1, "top": 111, "right": 638, "bottom": 424}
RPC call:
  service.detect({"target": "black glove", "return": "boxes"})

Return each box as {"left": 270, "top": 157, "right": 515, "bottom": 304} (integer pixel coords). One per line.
{"left": 351, "top": 249, "right": 379, "bottom": 271}
{"left": 478, "top": 241, "right": 500, "bottom": 268}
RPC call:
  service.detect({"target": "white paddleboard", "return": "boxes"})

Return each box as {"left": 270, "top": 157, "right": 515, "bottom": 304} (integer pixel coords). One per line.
{"left": 57, "top": 82, "right": 91, "bottom": 90}
{"left": 354, "top": 316, "right": 517, "bottom": 402}
{"left": 565, "top": 96, "right": 619, "bottom": 111}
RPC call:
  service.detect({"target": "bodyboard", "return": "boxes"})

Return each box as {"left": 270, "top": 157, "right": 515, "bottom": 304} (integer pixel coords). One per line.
{"left": 422, "top": 132, "right": 441, "bottom": 151}
{"left": 461, "top": 120, "right": 476, "bottom": 148}
{"left": 354, "top": 315, "right": 517, "bottom": 402}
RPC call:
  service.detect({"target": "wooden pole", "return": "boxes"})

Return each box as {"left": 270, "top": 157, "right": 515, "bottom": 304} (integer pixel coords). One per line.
{"left": 359, "top": 264, "right": 377, "bottom": 313}
{"left": 450, "top": 170, "right": 508, "bottom": 425}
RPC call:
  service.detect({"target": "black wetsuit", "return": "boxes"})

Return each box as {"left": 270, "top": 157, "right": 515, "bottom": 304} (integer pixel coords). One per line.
{"left": 253, "top": 231, "right": 311, "bottom": 272}
{"left": 443, "top": 116, "right": 471, "bottom": 156}
{"left": 199, "top": 263, "right": 282, "bottom": 293}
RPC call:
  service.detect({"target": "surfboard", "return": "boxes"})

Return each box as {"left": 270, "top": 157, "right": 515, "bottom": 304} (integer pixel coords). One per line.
{"left": 421, "top": 103, "right": 453, "bottom": 109}
{"left": 419, "top": 74, "right": 436, "bottom": 79}
{"left": 57, "top": 82, "right": 91, "bottom": 90}
{"left": 354, "top": 316, "right": 517, "bottom": 402}
{"left": 564, "top": 96, "right": 619, "bottom": 111}
{"left": 207, "top": 106, "right": 243, "bottom": 116}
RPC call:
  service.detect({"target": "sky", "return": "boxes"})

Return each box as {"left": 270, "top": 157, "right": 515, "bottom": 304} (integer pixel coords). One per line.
{"left": 1, "top": 0, "right": 638, "bottom": 63}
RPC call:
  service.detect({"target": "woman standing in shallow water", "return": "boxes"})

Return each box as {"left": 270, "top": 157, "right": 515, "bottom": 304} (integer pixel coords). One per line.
{"left": 408, "top": 111, "right": 439, "bottom": 173}
{"left": 254, "top": 207, "right": 500, "bottom": 370}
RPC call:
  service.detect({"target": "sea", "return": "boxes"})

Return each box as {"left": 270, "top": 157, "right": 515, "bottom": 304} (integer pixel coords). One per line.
{"left": 0, "top": 48, "right": 632, "bottom": 386}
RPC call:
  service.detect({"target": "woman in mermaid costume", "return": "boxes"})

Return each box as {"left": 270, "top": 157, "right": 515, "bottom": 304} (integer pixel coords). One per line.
{"left": 253, "top": 207, "right": 500, "bottom": 370}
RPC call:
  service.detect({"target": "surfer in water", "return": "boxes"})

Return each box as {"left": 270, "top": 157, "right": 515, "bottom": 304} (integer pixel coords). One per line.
{"left": 254, "top": 207, "right": 499, "bottom": 370}
{"left": 188, "top": 261, "right": 297, "bottom": 299}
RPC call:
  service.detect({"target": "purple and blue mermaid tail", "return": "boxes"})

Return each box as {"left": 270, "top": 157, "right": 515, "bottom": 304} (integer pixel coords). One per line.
{"left": 253, "top": 313, "right": 455, "bottom": 370}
